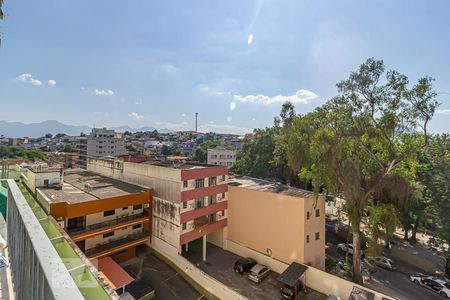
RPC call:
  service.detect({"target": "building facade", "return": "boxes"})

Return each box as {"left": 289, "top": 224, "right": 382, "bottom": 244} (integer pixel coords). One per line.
{"left": 77, "top": 128, "right": 127, "bottom": 168}
{"left": 227, "top": 176, "right": 325, "bottom": 270}
{"left": 25, "top": 169, "right": 152, "bottom": 262}
{"left": 88, "top": 157, "right": 228, "bottom": 261}
{"left": 207, "top": 148, "right": 236, "bottom": 168}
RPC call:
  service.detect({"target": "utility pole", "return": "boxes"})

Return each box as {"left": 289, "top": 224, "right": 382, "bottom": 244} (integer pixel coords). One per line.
{"left": 195, "top": 112, "right": 198, "bottom": 132}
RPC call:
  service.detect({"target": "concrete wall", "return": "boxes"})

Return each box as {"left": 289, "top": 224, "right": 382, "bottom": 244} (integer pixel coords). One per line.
{"left": 226, "top": 239, "right": 393, "bottom": 300}
{"left": 151, "top": 235, "right": 248, "bottom": 300}
{"left": 85, "top": 224, "right": 143, "bottom": 250}
{"left": 85, "top": 206, "right": 144, "bottom": 226}
{"left": 152, "top": 196, "right": 181, "bottom": 248}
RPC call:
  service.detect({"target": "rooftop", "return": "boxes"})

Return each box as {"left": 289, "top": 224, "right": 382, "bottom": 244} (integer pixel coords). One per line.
{"left": 143, "top": 160, "right": 223, "bottom": 170}
{"left": 229, "top": 176, "right": 316, "bottom": 198}
{"left": 39, "top": 170, "right": 147, "bottom": 204}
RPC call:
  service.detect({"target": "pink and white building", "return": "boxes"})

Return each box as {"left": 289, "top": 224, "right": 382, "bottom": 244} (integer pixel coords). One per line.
{"left": 87, "top": 157, "right": 228, "bottom": 260}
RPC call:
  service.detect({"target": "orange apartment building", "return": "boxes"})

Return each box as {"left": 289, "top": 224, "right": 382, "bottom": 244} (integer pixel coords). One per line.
{"left": 27, "top": 168, "right": 152, "bottom": 262}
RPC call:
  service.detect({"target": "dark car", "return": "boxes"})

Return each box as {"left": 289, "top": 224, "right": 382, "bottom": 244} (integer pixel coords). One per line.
{"left": 280, "top": 281, "right": 303, "bottom": 299}
{"left": 233, "top": 257, "right": 256, "bottom": 274}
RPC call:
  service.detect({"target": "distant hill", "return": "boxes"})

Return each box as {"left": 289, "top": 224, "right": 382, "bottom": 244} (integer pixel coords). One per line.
{"left": 0, "top": 120, "right": 172, "bottom": 138}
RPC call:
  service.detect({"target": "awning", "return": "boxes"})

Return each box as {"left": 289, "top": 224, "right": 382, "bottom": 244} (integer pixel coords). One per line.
{"left": 276, "top": 262, "right": 308, "bottom": 287}
{"left": 95, "top": 256, "right": 134, "bottom": 290}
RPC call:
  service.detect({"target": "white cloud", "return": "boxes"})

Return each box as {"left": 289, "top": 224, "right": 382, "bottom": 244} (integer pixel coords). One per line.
{"left": 128, "top": 112, "right": 144, "bottom": 120}
{"left": 196, "top": 84, "right": 230, "bottom": 97}
{"left": 436, "top": 109, "right": 450, "bottom": 115}
{"left": 181, "top": 113, "right": 186, "bottom": 117}
{"left": 95, "top": 89, "right": 115, "bottom": 96}
{"left": 229, "top": 102, "right": 236, "bottom": 111}
{"left": 135, "top": 100, "right": 142, "bottom": 105}
{"left": 16, "top": 73, "right": 42, "bottom": 86}
{"left": 165, "top": 122, "right": 186, "bottom": 130}
{"left": 233, "top": 89, "right": 318, "bottom": 105}
{"left": 48, "top": 79, "right": 56, "bottom": 86}
{"left": 198, "top": 123, "right": 252, "bottom": 135}
{"left": 247, "top": 34, "right": 254, "bottom": 45}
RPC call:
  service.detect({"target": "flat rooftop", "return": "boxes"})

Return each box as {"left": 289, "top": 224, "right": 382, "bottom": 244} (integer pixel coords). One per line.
{"left": 229, "top": 176, "right": 316, "bottom": 198}
{"left": 143, "top": 160, "right": 221, "bottom": 170}
{"left": 39, "top": 170, "right": 147, "bottom": 204}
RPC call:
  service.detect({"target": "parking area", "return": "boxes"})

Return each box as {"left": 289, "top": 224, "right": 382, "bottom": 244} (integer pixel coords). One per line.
{"left": 121, "top": 245, "right": 207, "bottom": 300}
{"left": 183, "top": 242, "right": 326, "bottom": 300}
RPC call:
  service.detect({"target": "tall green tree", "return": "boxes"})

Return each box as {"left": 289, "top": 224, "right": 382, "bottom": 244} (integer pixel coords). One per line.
{"left": 285, "top": 58, "right": 438, "bottom": 283}
{"left": 426, "top": 134, "right": 450, "bottom": 277}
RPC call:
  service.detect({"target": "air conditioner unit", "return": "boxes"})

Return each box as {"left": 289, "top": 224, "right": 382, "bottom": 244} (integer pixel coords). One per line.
{"left": 143, "top": 203, "right": 149, "bottom": 209}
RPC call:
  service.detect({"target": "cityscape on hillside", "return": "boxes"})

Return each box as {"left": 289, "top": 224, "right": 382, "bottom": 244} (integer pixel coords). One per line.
{"left": 1, "top": 1, "right": 450, "bottom": 300}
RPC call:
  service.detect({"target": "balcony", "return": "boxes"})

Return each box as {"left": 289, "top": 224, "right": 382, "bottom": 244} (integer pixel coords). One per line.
{"left": 180, "top": 218, "right": 227, "bottom": 245}
{"left": 180, "top": 200, "right": 227, "bottom": 223}
{"left": 85, "top": 230, "right": 149, "bottom": 259}
{"left": 68, "top": 211, "right": 149, "bottom": 239}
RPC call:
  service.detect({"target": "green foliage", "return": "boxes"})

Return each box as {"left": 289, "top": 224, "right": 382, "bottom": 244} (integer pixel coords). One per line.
{"left": 0, "top": 146, "right": 46, "bottom": 161}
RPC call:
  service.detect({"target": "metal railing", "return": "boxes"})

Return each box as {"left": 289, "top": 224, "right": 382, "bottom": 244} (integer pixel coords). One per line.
{"left": 85, "top": 230, "right": 149, "bottom": 257}
{"left": 67, "top": 211, "right": 148, "bottom": 236}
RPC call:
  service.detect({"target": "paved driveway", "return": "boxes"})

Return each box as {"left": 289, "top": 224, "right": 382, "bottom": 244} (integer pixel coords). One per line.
{"left": 184, "top": 243, "right": 325, "bottom": 300}
{"left": 122, "top": 245, "right": 206, "bottom": 300}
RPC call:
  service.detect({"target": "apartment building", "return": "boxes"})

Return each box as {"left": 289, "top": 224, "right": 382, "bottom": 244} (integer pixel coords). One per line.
{"left": 88, "top": 157, "right": 228, "bottom": 261}
{"left": 28, "top": 169, "right": 152, "bottom": 262}
{"left": 77, "top": 128, "right": 127, "bottom": 168}
{"left": 207, "top": 148, "right": 236, "bottom": 168}
{"left": 227, "top": 176, "right": 326, "bottom": 270}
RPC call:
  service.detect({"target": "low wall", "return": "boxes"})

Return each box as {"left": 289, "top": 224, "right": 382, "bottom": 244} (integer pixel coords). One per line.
{"left": 151, "top": 236, "right": 248, "bottom": 300}
{"left": 226, "top": 239, "right": 393, "bottom": 300}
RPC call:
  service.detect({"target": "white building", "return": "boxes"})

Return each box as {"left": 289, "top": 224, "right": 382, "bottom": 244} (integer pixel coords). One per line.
{"left": 207, "top": 148, "right": 236, "bottom": 168}
{"left": 77, "top": 128, "right": 127, "bottom": 168}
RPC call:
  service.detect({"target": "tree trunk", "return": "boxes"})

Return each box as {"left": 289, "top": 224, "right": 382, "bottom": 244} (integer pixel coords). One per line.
{"left": 411, "top": 217, "right": 420, "bottom": 243}
{"left": 352, "top": 229, "right": 363, "bottom": 284}
{"left": 446, "top": 255, "right": 450, "bottom": 278}
{"left": 404, "top": 229, "right": 409, "bottom": 241}
{"left": 385, "top": 231, "right": 390, "bottom": 249}
{"left": 345, "top": 218, "right": 351, "bottom": 263}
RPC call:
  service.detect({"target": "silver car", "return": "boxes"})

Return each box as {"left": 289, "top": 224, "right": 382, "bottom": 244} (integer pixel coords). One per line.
{"left": 248, "top": 264, "right": 270, "bottom": 283}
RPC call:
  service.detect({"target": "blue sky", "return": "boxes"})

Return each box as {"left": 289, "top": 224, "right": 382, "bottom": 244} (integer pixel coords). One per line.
{"left": 1, "top": 0, "right": 449, "bottom": 134}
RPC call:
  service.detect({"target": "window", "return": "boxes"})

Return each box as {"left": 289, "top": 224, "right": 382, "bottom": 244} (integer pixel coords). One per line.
{"left": 208, "top": 177, "right": 216, "bottom": 186}
{"left": 122, "top": 207, "right": 128, "bottom": 210}
{"left": 104, "top": 210, "right": 115, "bottom": 217}
{"left": 132, "top": 224, "right": 142, "bottom": 230}
{"left": 306, "top": 235, "right": 310, "bottom": 243}
{"left": 183, "top": 202, "right": 187, "bottom": 209}
{"left": 307, "top": 212, "right": 310, "bottom": 220}
{"left": 195, "top": 198, "right": 204, "bottom": 209}
{"left": 222, "top": 175, "right": 226, "bottom": 181}
{"left": 315, "top": 232, "right": 320, "bottom": 240}
{"left": 208, "top": 195, "right": 216, "bottom": 205}
{"left": 44, "top": 179, "right": 49, "bottom": 186}
{"left": 183, "top": 180, "right": 188, "bottom": 188}
{"left": 103, "top": 232, "right": 114, "bottom": 238}
{"left": 195, "top": 178, "right": 204, "bottom": 188}
{"left": 133, "top": 204, "right": 143, "bottom": 210}
{"left": 182, "top": 223, "right": 187, "bottom": 230}
{"left": 316, "top": 209, "right": 320, "bottom": 217}
{"left": 222, "top": 192, "right": 226, "bottom": 199}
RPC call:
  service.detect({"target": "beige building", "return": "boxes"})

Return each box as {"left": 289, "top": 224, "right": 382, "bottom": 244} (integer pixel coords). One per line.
{"left": 207, "top": 148, "right": 236, "bottom": 168}
{"left": 227, "top": 176, "right": 325, "bottom": 270}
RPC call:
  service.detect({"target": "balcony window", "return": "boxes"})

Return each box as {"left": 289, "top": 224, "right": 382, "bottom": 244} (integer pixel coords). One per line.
{"left": 208, "top": 177, "right": 216, "bottom": 186}
{"left": 183, "top": 201, "right": 187, "bottom": 209}
{"left": 195, "top": 178, "right": 204, "bottom": 188}
{"left": 195, "top": 198, "right": 204, "bottom": 209}
{"left": 133, "top": 204, "right": 143, "bottom": 210}
{"left": 183, "top": 180, "right": 188, "bottom": 188}
{"left": 208, "top": 195, "right": 217, "bottom": 205}
{"left": 104, "top": 209, "right": 115, "bottom": 217}
{"left": 182, "top": 223, "right": 186, "bottom": 230}
{"left": 132, "top": 224, "right": 142, "bottom": 230}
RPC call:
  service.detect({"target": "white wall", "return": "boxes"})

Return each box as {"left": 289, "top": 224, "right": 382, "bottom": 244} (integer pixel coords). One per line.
{"left": 152, "top": 197, "right": 181, "bottom": 248}
{"left": 85, "top": 206, "right": 144, "bottom": 226}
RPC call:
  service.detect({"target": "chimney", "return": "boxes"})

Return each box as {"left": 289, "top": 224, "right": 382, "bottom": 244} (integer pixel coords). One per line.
{"left": 195, "top": 112, "right": 198, "bottom": 132}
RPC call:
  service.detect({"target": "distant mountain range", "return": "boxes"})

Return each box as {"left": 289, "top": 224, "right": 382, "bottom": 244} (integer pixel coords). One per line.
{"left": 0, "top": 120, "right": 173, "bottom": 138}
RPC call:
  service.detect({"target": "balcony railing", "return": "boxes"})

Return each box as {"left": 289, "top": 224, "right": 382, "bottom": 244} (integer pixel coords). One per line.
{"left": 84, "top": 230, "right": 149, "bottom": 257}
{"left": 67, "top": 211, "right": 148, "bottom": 236}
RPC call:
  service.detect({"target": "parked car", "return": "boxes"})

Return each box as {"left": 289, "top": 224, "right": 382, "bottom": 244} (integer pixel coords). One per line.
{"left": 336, "top": 243, "right": 364, "bottom": 257}
{"left": 233, "top": 257, "right": 256, "bottom": 274}
{"left": 248, "top": 264, "right": 270, "bottom": 283}
{"left": 409, "top": 275, "right": 450, "bottom": 298}
{"left": 280, "top": 281, "right": 303, "bottom": 299}
{"left": 373, "top": 256, "right": 395, "bottom": 271}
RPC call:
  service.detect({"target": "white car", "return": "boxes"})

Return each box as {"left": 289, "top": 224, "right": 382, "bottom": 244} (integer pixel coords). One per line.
{"left": 337, "top": 243, "right": 365, "bottom": 256}
{"left": 410, "top": 275, "right": 450, "bottom": 298}
{"left": 373, "top": 256, "right": 395, "bottom": 271}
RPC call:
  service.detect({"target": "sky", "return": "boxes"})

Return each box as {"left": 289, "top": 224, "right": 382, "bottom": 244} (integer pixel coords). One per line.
{"left": 0, "top": 0, "right": 449, "bottom": 134}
